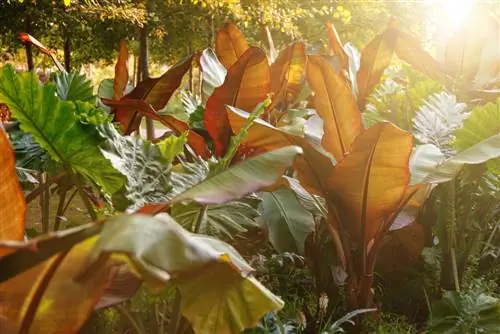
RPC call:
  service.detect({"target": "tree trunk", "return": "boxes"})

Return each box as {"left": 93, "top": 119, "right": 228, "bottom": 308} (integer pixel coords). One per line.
{"left": 25, "top": 17, "right": 34, "bottom": 71}
{"left": 139, "top": 0, "right": 154, "bottom": 140}
{"left": 64, "top": 37, "right": 71, "bottom": 72}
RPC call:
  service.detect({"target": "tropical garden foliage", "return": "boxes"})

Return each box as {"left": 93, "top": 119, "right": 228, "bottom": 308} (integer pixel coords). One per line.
{"left": 0, "top": 1, "right": 499, "bottom": 333}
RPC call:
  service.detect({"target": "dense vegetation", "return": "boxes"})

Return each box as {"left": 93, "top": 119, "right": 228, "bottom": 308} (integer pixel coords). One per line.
{"left": 0, "top": 1, "right": 499, "bottom": 333}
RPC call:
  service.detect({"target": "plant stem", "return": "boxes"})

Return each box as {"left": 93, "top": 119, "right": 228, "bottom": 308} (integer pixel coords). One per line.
{"left": 450, "top": 247, "right": 460, "bottom": 292}
{"left": 194, "top": 204, "right": 208, "bottom": 234}
{"left": 54, "top": 189, "right": 67, "bottom": 231}
{"left": 41, "top": 172, "right": 50, "bottom": 233}
{"left": 65, "top": 165, "right": 98, "bottom": 221}
{"left": 167, "top": 289, "right": 182, "bottom": 334}
{"left": 117, "top": 304, "right": 144, "bottom": 334}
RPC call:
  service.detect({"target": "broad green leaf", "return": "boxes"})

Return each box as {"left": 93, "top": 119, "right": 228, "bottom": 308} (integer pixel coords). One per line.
{"left": 0, "top": 128, "right": 25, "bottom": 254}
{"left": 98, "top": 123, "right": 172, "bottom": 212}
{"left": 54, "top": 72, "right": 95, "bottom": 103}
{"left": 157, "top": 132, "right": 188, "bottom": 162}
{"left": 410, "top": 144, "right": 445, "bottom": 185}
{"left": 260, "top": 188, "right": 315, "bottom": 254}
{"left": 306, "top": 56, "right": 362, "bottom": 161}
{"left": 97, "top": 78, "right": 133, "bottom": 112}
{"left": 10, "top": 130, "right": 49, "bottom": 181}
{"left": 0, "top": 65, "right": 124, "bottom": 195}
{"left": 171, "top": 199, "right": 259, "bottom": 239}
{"left": 173, "top": 146, "right": 302, "bottom": 205}
{"left": 199, "top": 48, "right": 227, "bottom": 103}
{"left": 455, "top": 99, "right": 500, "bottom": 173}
{"left": 425, "top": 133, "right": 500, "bottom": 184}
{"left": 79, "top": 214, "right": 284, "bottom": 334}
{"left": 215, "top": 22, "right": 250, "bottom": 69}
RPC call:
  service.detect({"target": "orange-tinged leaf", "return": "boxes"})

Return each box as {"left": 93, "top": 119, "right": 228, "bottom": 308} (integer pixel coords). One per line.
{"left": 328, "top": 122, "right": 412, "bottom": 246}
{"left": 357, "top": 28, "right": 399, "bottom": 109}
{"left": 0, "top": 237, "right": 118, "bottom": 333}
{"left": 394, "top": 31, "right": 445, "bottom": 83}
{"left": 326, "top": 22, "right": 349, "bottom": 74}
{"left": 269, "top": 43, "right": 306, "bottom": 110}
{"left": 205, "top": 47, "right": 270, "bottom": 156}
{"left": 102, "top": 98, "right": 209, "bottom": 159}
{"left": 216, "top": 22, "right": 250, "bottom": 69}
{"left": 18, "top": 33, "right": 66, "bottom": 73}
{"left": 444, "top": 4, "right": 497, "bottom": 80}
{"left": 306, "top": 56, "right": 362, "bottom": 161}
{"left": 113, "top": 40, "right": 129, "bottom": 100}
{"left": 227, "top": 106, "right": 335, "bottom": 196}
{"left": 110, "top": 56, "right": 192, "bottom": 134}
{"left": 0, "top": 129, "right": 25, "bottom": 255}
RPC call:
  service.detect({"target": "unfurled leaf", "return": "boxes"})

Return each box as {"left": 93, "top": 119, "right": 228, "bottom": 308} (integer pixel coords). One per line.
{"left": 204, "top": 47, "right": 270, "bottom": 156}
{"left": 0, "top": 65, "right": 124, "bottom": 195}
{"left": 98, "top": 124, "right": 172, "bottom": 212}
{"left": 110, "top": 56, "right": 192, "bottom": 134}
{"left": 344, "top": 43, "right": 361, "bottom": 96}
{"left": 18, "top": 33, "right": 65, "bottom": 72}
{"left": 0, "top": 129, "right": 25, "bottom": 254}
{"left": 113, "top": 40, "right": 129, "bottom": 100}
{"left": 413, "top": 92, "right": 467, "bottom": 156}
{"left": 425, "top": 133, "right": 500, "bottom": 184}
{"left": 444, "top": 4, "right": 497, "bottom": 81}
{"left": 269, "top": 43, "right": 306, "bottom": 110}
{"left": 326, "top": 22, "right": 349, "bottom": 74}
{"left": 260, "top": 24, "right": 278, "bottom": 63}
{"left": 199, "top": 48, "right": 227, "bottom": 103}
{"left": 172, "top": 199, "right": 259, "bottom": 239}
{"left": 173, "top": 146, "right": 302, "bottom": 205}
{"left": 260, "top": 188, "right": 315, "bottom": 254}
{"left": 215, "top": 22, "right": 250, "bottom": 69}
{"left": 329, "top": 122, "right": 412, "bottom": 244}
{"left": 54, "top": 72, "right": 95, "bottom": 103}
{"left": 157, "top": 132, "right": 188, "bottom": 162}
{"left": 357, "top": 28, "right": 399, "bottom": 108}
{"left": 306, "top": 56, "right": 362, "bottom": 161}
{"left": 394, "top": 31, "right": 445, "bottom": 83}
{"left": 79, "top": 214, "right": 284, "bottom": 334}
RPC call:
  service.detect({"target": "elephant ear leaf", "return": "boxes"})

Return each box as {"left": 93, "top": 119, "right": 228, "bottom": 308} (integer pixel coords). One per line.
{"left": 78, "top": 214, "right": 284, "bottom": 334}
{"left": 0, "top": 128, "right": 25, "bottom": 254}
{"left": 54, "top": 72, "right": 95, "bottom": 103}
{"left": 0, "top": 65, "right": 124, "bottom": 195}
{"left": 216, "top": 21, "right": 250, "bottom": 69}
{"left": 329, "top": 122, "right": 413, "bottom": 245}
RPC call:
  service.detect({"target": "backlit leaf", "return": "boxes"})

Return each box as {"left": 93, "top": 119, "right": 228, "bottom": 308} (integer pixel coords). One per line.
{"left": 329, "top": 122, "right": 412, "bottom": 244}
{"left": 326, "top": 21, "right": 349, "bottom": 74}
{"left": 113, "top": 40, "right": 129, "bottom": 100}
{"left": 215, "top": 21, "right": 250, "bottom": 69}
{"left": 204, "top": 47, "right": 270, "bottom": 156}
{"left": 357, "top": 28, "right": 399, "bottom": 109}
{"left": 0, "top": 129, "right": 25, "bottom": 254}
{"left": 306, "top": 56, "right": 362, "bottom": 161}
{"left": 54, "top": 72, "right": 95, "bottom": 103}
{"left": 199, "top": 48, "right": 227, "bottom": 103}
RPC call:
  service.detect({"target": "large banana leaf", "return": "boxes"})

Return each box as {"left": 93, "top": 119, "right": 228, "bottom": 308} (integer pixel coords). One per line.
{"left": 356, "top": 27, "right": 399, "bottom": 108}
{"left": 269, "top": 42, "right": 306, "bottom": 110}
{"left": 0, "top": 65, "right": 124, "bottom": 195}
{"left": 260, "top": 188, "right": 315, "bottom": 254}
{"left": 0, "top": 129, "right": 25, "bottom": 253}
{"left": 54, "top": 72, "right": 95, "bottom": 103}
{"left": 204, "top": 47, "right": 270, "bottom": 156}
{"left": 410, "top": 144, "right": 445, "bottom": 185}
{"left": 79, "top": 214, "right": 284, "bottom": 334}
{"left": 215, "top": 21, "right": 250, "bottom": 69}
{"left": 306, "top": 55, "right": 362, "bottom": 161}
{"left": 108, "top": 56, "right": 192, "bottom": 134}
{"left": 329, "top": 122, "right": 413, "bottom": 244}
